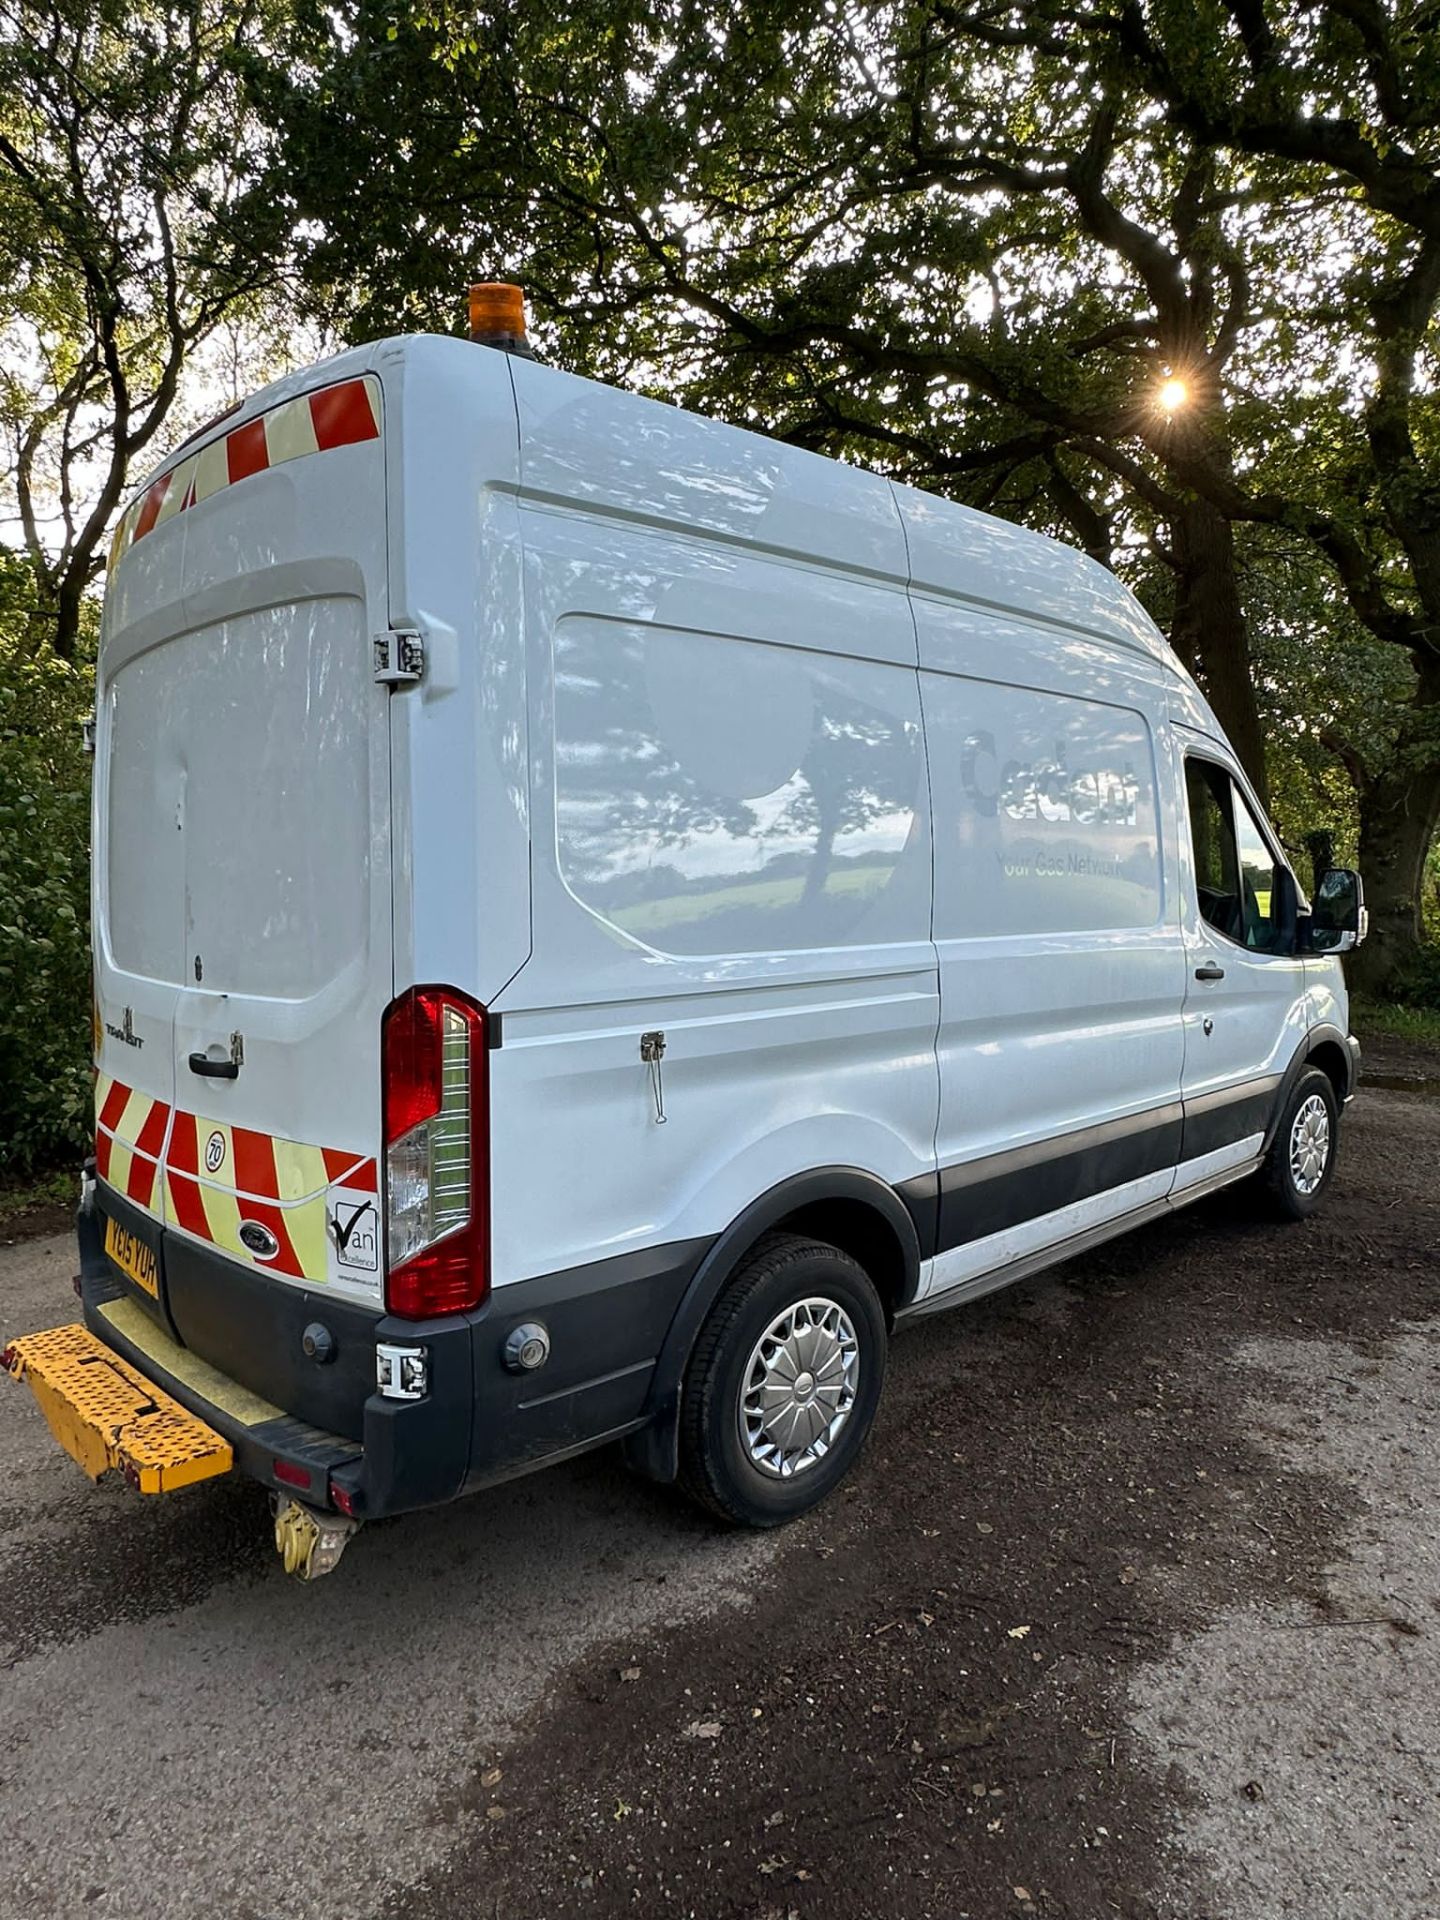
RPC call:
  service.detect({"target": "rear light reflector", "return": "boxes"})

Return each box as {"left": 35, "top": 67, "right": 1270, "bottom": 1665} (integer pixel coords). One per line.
{"left": 273, "top": 1459, "right": 312, "bottom": 1491}
{"left": 382, "top": 986, "right": 488, "bottom": 1318}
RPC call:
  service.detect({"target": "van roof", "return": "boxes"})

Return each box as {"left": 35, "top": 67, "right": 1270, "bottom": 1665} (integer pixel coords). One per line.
{"left": 499, "top": 344, "right": 1184, "bottom": 677}
{"left": 130, "top": 334, "right": 1185, "bottom": 677}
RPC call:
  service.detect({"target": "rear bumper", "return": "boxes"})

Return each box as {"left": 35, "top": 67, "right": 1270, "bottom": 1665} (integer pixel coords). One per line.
{"left": 79, "top": 1175, "right": 706, "bottom": 1520}
{"left": 80, "top": 1195, "right": 381, "bottom": 1510}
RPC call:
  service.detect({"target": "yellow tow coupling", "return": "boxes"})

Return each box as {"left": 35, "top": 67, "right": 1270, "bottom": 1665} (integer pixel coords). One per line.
{"left": 272, "top": 1494, "right": 359, "bottom": 1580}
{"left": 2, "top": 1322, "right": 233, "bottom": 1493}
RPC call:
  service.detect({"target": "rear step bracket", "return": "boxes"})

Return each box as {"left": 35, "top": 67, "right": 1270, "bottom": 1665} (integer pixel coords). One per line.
{"left": 3, "top": 1322, "right": 233, "bottom": 1493}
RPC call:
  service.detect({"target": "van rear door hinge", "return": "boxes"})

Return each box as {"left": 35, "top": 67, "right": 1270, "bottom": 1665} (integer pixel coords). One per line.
{"left": 374, "top": 629, "right": 425, "bottom": 687}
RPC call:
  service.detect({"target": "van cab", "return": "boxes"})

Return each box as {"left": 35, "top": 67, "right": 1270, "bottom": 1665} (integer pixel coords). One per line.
{"left": 4, "top": 309, "right": 1366, "bottom": 1577}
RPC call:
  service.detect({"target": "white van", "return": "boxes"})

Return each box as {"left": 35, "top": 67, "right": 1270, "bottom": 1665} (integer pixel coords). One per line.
{"left": 4, "top": 305, "right": 1365, "bottom": 1577}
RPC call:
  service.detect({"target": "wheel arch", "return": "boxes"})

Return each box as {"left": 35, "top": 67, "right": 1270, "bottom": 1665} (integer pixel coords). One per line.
{"left": 1304, "top": 1033, "right": 1352, "bottom": 1107}
{"left": 623, "top": 1166, "right": 921, "bottom": 1486}
{"left": 1262, "top": 1023, "right": 1354, "bottom": 1154}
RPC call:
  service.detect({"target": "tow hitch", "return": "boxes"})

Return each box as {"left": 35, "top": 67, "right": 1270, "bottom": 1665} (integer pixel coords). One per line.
{"left": 271, "top": 1494, "right": 360, "bottom": 1580}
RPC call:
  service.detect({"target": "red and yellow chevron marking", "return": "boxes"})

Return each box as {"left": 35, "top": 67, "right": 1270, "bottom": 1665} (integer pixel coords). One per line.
{"left": 107, "top": 375, "right": 381, "bottom": 575}
{"left": 94, "top": 1073, "right": 171, "bottom": 1215}
{"left": 164, "top": 1109, "right": 376, "bottom": 1285}
{"left": 95, "top": 1075, "right": 376, "bottom": 1287}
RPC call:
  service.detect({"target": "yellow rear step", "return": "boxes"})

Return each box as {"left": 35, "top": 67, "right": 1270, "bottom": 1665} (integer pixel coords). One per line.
{"left": 3, "top": 1322, "right": 233, "bottom": 1493}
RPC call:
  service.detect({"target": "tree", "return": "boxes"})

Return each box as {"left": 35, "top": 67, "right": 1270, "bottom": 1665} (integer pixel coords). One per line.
{"left": 0, "top": 544, "right": 93, "bottom": 1170}
{"left": 256, "top": 0, "right": 1440, "bottom": 986}
{"left": 0, "top": 0, "right": 293, "bottom": 660}
{"left": 1081, "top": 0, "right": 1440, "bottom": 990}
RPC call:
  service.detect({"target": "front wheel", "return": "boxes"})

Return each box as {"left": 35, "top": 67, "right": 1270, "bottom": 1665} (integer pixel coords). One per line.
{"left": 1261, "top": 1066, "right": 1340, "bottom": 1221}
{"left": 677, "top": 1232, "right": 888, "bottom": 1527}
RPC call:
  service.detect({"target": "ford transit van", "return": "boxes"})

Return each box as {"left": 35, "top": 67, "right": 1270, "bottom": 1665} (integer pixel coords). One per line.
{"left": 5, "top": 302, "right": 1365, "bottom": 1578}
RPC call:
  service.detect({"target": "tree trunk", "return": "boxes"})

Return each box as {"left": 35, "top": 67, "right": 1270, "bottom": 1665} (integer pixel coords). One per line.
{"left": 1347, "top": 246, "right": 1440, "bottom": 993}
{"left": 1167, "top": 493, "right": 1269, "bottom": 807}
{"left": 51, "top": 571, "right": 86, "bottom": 663}
{"left": 1349, "top": 660, "right": 1440, "bottom": 996}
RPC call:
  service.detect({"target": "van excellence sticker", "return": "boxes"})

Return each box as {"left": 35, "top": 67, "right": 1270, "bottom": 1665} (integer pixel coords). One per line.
{"left": 326, "top": 1187, "right": 380, "bottom": 1287}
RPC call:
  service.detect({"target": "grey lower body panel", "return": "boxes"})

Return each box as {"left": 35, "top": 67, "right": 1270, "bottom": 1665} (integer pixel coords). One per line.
{"left": 896, "top": 1148, "right": 1262, "bottom": 1324}
{"left": 898, "top": 1072, "right": 1284, "bottom": 1262}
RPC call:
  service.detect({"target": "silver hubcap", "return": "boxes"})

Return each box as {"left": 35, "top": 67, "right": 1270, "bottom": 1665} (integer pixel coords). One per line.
{"left": 1289, "top": 1093, "right": 1332, "bottom": 1195}
{"left": 740, "top": 1297, "right": 859, "bottom": 1479}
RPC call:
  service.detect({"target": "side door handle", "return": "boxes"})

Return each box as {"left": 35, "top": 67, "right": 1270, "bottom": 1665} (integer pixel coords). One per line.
{"left": 1194, "top": 963, "right": 1226, "bottom": 982}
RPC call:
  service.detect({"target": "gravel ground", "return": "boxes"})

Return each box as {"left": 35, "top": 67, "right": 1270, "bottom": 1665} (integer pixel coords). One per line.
{"left": 0, "top": 1056, "right": 1436, "bottom": 1920}
{"left": 1131, "top": 1326, "right": 1440, "bottom": 1918}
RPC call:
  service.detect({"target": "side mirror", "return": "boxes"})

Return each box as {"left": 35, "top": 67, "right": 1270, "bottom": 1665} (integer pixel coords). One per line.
{"left": 1308, "top": 867, "right": 1367, "bottom": 954}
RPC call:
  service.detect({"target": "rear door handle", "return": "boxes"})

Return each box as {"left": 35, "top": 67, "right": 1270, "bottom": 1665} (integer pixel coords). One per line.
{"left": 188, "top": 1032, "right": 244, "bottom": 1079}
{"left": 188, "top": 1052, "right": 239, "bottom": 1079}
{"left": 1194, "top": 963, "right": 1226, "bottom": 982}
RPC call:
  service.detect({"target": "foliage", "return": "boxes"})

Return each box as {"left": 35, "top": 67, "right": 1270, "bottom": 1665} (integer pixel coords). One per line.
{"left": 1352, "top": 996, "right": 1440, "bottom": 1043}
{"left": 0, "top": 1165, "right": 75, "bottom": 1225}
{"left": 0, "top": 550, "right": 93, "bottom": 1174}
{"left": 1241, "top": 526, "right": 1413, "bottom": 862}
{"left": 0, "top": 0, "right": 297, "bottom": 659}
{"left": 1385, "top": 944, "right": 1440, "bottom": 1013}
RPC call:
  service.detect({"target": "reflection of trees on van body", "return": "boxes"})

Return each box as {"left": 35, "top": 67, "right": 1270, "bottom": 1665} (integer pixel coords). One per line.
{"left": 554, "top": 643, "right": 763, "bottom": 873}
{"left": 555, "top": 624, "right": 923, "bottom": 954}
{"left": 769, "top": 709, "right": 919, "bottom": 915}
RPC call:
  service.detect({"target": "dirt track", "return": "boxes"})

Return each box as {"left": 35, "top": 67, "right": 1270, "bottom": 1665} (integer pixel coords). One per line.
{"left": 2, "top": 1046, "right": 1438, "bottom": 1919}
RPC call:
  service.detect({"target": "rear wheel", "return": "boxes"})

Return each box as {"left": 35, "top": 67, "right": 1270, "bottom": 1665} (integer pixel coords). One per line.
{"left": 678, "top": 1232, "right": 887, "bottom": 1527}
{"left": 1261, "top": 1066, "right": 1340, "bottom": 1221}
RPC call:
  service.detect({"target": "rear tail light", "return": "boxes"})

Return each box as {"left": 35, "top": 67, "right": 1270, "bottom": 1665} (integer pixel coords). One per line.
{"left": 381, "top": 986, "right": 488, "bottom": 1318}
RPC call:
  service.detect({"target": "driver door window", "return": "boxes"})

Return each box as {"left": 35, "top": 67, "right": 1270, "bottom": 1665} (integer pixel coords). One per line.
{"left": 1185, "top": 760, "right": 1242, "bottom": 943}
{"left": 1232, "top": 789, "right": 1284, "bottom": 952}
{"left": 1185, "top": 758, "right": 1287, "bottom": 954}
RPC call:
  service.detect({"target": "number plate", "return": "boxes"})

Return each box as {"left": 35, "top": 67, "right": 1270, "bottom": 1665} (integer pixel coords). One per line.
{"left": 104, "top": 1214, "right": 160, "bottom": 1301}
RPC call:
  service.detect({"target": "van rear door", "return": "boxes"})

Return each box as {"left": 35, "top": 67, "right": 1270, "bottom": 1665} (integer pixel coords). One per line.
{"left": 95, "top": 522, "right": 186, "bottom": 1228}
{"left": 100, "top": 370, "right": 393, "bottom": 1309}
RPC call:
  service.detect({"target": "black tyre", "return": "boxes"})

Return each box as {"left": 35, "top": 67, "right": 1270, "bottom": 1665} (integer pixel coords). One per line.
{"left": 1261, "top": 1066, "right": 1340, "bottom": 1221}
{"left": 677, "top": 1232, "right": 888, "bottom": 1528}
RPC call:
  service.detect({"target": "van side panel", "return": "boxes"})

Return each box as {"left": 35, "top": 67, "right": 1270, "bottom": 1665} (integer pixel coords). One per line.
{"left": 491, "top": 362, "right": 939, "bottom": 1326}
{"left": 893, "top": 476, "right": 1179, "bottom": 670}
{"left": 915, "top": 600, "right": 1188, "bottom": 1298}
